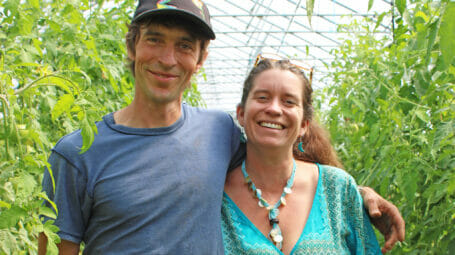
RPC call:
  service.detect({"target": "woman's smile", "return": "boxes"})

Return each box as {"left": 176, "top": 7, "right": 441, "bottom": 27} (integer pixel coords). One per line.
{"left": 238, "top": 69, "right": 305, "bottom": 149}
{"left": 259, "top": 121, "right": 284, "bottom": 130}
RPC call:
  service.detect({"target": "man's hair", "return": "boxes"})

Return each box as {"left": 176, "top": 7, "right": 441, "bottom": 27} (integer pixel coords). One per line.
{"left": 125, "top": 14, "right": 211, "bottom": 75}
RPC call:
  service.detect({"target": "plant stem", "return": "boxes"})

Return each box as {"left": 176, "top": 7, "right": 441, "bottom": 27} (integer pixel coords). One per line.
{"left": 14, "top": 73, "right": 80, "bottom": 95}
{"left": 0, "top": 94, "right": 10, "bottom": 160}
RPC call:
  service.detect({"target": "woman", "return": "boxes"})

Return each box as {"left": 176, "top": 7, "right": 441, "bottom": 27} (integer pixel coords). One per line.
{"left": 222, "top": 58, "right": 381, "bottom": 254}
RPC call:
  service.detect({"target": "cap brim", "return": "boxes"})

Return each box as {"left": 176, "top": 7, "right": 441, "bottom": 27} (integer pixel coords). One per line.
{"left": 132, "top": 9, "right": 215, "bottom": 39}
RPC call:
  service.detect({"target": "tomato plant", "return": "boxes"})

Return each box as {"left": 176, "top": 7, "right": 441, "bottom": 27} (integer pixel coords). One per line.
{"left": 1, "top": 0, "right": 453, "bottom": 254}
{"left": 322, "top": 0, "right": 455, "bottom": 253}
{"left": 0, "top": 1, "right": 203, "bottom": 253}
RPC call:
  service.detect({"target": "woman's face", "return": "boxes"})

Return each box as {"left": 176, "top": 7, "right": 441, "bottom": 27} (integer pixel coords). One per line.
{"left": 237, "top": 68, "right": 306, "bottom": 151}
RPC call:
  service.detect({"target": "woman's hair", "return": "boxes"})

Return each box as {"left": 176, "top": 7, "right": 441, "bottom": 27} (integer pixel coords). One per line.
{"left": 125, "top": 14, "right": 210, "bottom": 76}
{"left": 240, "top": 59, "right": 343, "bottom": 168}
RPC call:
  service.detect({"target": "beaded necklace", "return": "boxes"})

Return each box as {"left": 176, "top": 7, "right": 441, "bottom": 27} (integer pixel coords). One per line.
{"left": 241, "top": 159, "right": 297, "bottom": 250}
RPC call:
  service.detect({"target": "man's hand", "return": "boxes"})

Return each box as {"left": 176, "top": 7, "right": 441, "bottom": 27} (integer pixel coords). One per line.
{"left": 359, "top": 186, "right": 405, "bottom": 254}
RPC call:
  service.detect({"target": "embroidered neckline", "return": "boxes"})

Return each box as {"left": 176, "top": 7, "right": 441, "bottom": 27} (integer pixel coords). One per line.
{"left": 241, "top": 159, "right": 297, "bottom": 250}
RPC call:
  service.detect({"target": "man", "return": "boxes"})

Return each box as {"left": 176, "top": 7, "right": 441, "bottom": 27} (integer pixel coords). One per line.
{"left": 39, "top": 0, "right": 404, "bottom": 254}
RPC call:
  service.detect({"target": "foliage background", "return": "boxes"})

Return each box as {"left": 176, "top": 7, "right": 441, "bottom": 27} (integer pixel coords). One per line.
{"left": 0, "top": 0, "right": 204, "bottom": 253}
{"left": 321, "top": 0, "right": 455, "bottom": 253}
{"left": 0, "top": 0, "right": 453, "bottom": 254}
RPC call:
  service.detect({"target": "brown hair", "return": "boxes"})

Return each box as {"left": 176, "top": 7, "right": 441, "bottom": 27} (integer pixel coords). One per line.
{"left": 240, "top": 59, "right": 343, "bottom": 168}
{"left": 125, "top": 14, "right": 210, "bottom": 76}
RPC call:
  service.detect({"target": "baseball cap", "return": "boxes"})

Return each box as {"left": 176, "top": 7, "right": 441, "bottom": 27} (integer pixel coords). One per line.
{"left": 132, "top": 0, "right": 215, "bottom": 39}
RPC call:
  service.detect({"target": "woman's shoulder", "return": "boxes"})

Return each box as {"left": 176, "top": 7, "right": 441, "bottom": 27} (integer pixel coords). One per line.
{"left": 224, "top": 166, "right": 245, "bottom": 195}
{"left": 318, "top": 164, "right": 357, "bottom": 188}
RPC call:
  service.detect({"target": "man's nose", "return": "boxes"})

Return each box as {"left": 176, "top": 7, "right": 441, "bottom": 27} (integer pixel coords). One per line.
{"left": 158, "top": 45, "right": 177, "bottom": 67}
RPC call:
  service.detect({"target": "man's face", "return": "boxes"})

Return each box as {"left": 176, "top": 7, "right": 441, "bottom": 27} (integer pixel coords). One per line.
{"left": 129, "top": 23, "right": 206, "bottom": 104}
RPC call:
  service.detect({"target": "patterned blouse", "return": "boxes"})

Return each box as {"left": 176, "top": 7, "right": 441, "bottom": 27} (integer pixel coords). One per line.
{"left": 221, "top": 164, "right": 381, "bottom": 254}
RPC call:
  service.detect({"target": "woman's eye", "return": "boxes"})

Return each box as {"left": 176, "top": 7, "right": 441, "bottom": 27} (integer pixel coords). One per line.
{"left": 284, "top": 99, "right": 296, "bottom": 105}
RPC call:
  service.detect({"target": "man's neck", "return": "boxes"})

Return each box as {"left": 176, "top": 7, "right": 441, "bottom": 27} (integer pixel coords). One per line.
{"left": 114, "top": 97, "right": 183, "bottom": 129}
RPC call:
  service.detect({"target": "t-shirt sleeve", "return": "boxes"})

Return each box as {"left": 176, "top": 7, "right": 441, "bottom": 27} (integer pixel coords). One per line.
{"left": 41, "top": 151, "right": 92, "bottom": 244}
{"left": 345, "top": 175, "right": 382, "bottom": 254}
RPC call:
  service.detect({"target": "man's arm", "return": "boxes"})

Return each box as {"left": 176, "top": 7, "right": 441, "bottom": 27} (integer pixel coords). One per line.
{"left": 38, "top": 233, "right": 80, "bottom": 255}
{"left": 359, "top": 186, "right": 405, "bottom": 253}
{"left": 40, "top": 151, "right": 88, "bottom": 255}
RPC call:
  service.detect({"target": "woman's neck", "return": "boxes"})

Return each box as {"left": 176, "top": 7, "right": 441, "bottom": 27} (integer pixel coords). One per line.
{"left": 244, "top": 145, "right": 295, "bottom": 194}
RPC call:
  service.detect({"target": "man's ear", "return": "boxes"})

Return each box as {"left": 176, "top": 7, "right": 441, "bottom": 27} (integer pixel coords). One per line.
{"left": 236, "top": 105, "right": 245, "bottom": 127}
{"left": 127, "top": 46, "right": 136, "bottom": 61}
{"left": 196, "top": 41, "right": 210, "bottom": 72}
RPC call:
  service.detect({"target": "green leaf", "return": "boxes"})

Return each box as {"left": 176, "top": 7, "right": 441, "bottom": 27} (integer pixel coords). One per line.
{"left": 415, "top": 70, "right": 429, "bottom": 96}
{"left": 32, "top": 38, "right": 43, "bottom": 57}
{"left": 39, "top": 192, "right": 58, "bottom": 215}
{"left": 424, "top": 183, "right": 447, "bottom": 205}
{"left": 403, "top": 170, "right": 418, "bottom": 203}
{"left": 0, "top": 206, "right": 27, "bottom": 229}
{"left": 415, "top": 11, "right": 429, "bottom": 23}
{"left": 80, "top": 118, "right": 95, "bottom": 154}
{"left": 368, "top": 0, "right": 374, "bottom": 11}
{"left": 306, "top": 0, "right": 315, "bottom": 27}
{"left": 43, "top": 220, "right": 60, "bottom": 255}
{"left": 34, "top": 76, "right": 75, "bottom": 95}
{"left": 51, "top": 94, "right": 75, "bottom": 121}
{"left": 439, "top": 2, "right": 455, "bottom": 68}
{"left": 368, "top": 123, "right": 380, "bottom": 144}
{"left": 0, "top": 200, "right": 11, "bottom": 209}
{"left": 68, "top": 8, "right": 83, "bottom": 25}
{"left": 30, "top": 0, "right": 40, "bottom": 9}
{"left": 0, "top": 230, "right": 16, "bottom": 254}
{"left": 351, "top": 97, "right": 365, "bottom": 110}
{"left": 395, "top": 0, "right": 406, "bottom": 16}
{"left": 39, "top": 206, "right": 57, "bottom": 220}
{"left": 448, "top": 175, "right": 455, "bottom": 195}
{"left": 426, "top": 20, "right": 439, "bottom": 64}
{"left": 17, "top": 172, "right": 37, "bottom": 195}
{"left": 374, "top": 12, "right": 386, "bottom": 31}
{"left": 415, "top": 109, "right": 430, "bottom": 122}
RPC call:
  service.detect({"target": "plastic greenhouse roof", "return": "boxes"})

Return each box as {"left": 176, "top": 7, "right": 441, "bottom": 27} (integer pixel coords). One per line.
{"left": 196, "top": 0, "right": 394, "bottom": 114}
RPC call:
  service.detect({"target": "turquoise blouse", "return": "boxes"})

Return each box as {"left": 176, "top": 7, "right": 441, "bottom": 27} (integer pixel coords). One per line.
{"left": 221, "top": 164, "right": 381, "bottom": 254}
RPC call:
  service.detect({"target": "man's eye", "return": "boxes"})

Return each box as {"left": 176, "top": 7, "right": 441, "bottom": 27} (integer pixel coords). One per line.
{"left": 180, "top": 43, "right": 194, "bottom": 50}
{"left": 147, "top": 37, "right": 159, "bottom": 43}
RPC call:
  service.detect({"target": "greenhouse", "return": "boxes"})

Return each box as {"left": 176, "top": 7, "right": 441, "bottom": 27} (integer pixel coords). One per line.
{"left": 198, "top": 0, "right": 394, "bottom": 113}
{"left": 0, "top": 0, "right": 454, "bottom": 254}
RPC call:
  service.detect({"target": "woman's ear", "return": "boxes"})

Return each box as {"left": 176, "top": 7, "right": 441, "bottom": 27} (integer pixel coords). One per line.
{"left": 236, "top": 105, "right": 245, "bottom": 127}
{"left": 300, "top": 120, "right": 309, "bottom": 136}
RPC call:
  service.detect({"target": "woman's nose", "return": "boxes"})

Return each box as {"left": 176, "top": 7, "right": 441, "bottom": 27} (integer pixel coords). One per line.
{"left": 265, "top": 99, "right": 283, "bottom": 116}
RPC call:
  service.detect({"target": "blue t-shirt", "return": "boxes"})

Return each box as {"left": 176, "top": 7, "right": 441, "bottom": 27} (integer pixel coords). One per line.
{"left": 221, "top": 164, "right": 381, "bottom": 254}
{"left": 42, "top": 104, "right": 243, "bottom": 254}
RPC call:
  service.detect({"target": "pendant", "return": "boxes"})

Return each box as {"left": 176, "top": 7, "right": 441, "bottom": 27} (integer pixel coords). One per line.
{"left": 240, "top": 159, "right": 297, "bottom": 251}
